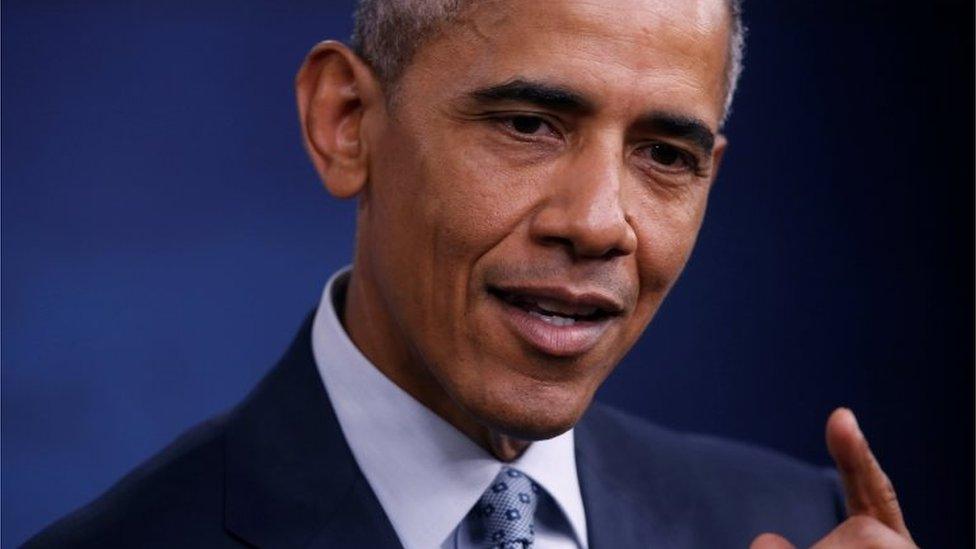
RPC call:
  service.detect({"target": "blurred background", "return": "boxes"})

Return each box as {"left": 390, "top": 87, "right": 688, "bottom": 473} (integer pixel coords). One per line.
{"left": 2, "top": 1, "right": 973, "bottom": 546}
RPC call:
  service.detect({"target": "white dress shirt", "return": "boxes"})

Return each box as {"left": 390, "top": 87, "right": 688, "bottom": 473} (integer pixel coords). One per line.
{"left": 311, "top": 267, "right": 588, "bottom": 549}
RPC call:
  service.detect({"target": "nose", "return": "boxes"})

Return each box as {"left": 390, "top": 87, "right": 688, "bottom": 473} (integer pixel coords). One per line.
{"left": 529, "top": 146, "right": 638, "bottom": 260}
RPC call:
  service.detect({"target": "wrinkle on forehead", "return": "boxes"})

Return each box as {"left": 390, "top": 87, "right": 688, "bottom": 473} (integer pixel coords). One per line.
{"left": 440, "top": 0, "right": 729, "bottom": 108}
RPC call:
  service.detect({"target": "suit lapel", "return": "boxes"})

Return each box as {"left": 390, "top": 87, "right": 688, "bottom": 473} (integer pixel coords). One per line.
{"left": 574, "top": 404, "right": 688, "bottom": 548}
{"left": 222, "top": 311, "right": 402, "bottom": 548}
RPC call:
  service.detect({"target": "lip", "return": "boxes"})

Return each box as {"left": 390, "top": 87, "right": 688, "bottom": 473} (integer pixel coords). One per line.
{"left": 489, "top": 284, "right": 626, "bottom": 316}
{"left": 487, "top": 285, "right": 621, "bottom": 357}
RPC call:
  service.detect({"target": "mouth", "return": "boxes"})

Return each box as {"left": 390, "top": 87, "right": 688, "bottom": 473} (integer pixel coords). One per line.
{"left": 487, "top": 284, "right": 624, "bottom": 357}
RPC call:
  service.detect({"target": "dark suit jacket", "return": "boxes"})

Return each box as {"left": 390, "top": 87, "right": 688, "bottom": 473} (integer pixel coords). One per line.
{"left": 26, "top": 313, "right": 844, "bottom": 548}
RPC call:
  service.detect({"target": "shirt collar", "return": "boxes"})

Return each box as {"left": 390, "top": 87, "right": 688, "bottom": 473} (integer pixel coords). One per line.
{"left": 311, "top": 267, "right": 587, "bottom": 549}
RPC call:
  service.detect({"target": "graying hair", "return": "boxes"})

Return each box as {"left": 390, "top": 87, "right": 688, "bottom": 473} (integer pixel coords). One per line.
{"left": 352, "top": 0, "right": 746, "bottom": 127}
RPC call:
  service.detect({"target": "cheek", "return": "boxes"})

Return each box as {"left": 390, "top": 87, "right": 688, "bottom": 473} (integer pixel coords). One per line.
{"left": 413, "top": 131, "right": 547, "bottom": 254}
{"left": 630, "top": 187, "right": 710, "bottom": 307}
{"left": 363, "top": 119, "right": 550, "bottom": 347}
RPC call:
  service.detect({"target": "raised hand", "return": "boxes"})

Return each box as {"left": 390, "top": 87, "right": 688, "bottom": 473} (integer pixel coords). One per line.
{"left": 750, "top": 408, "right": 917, "bottom": 548}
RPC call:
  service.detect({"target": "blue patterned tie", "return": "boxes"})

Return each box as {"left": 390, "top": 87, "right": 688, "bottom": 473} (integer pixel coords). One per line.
{"left": 474, "top": 467, "right": 540, "bottom": 549}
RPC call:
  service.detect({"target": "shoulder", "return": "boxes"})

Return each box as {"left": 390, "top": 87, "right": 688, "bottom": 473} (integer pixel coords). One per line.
{"left": 579, "top": 402, "right": 837, "bottom": 487}
{"left": 576, "top": 402, "right": 844, "bottom": 546}
{"left": 24, "top": 414, "right": 241, "bottom": 548}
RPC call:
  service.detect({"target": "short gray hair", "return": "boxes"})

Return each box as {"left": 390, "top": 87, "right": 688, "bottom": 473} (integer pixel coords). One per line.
{"left": 352, "top": 0, "right": 746, "bottom": 126}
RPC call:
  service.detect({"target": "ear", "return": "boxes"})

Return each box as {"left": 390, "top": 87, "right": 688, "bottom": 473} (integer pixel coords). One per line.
{"left": 709, "top": 133, "right": 728, "bottom": 185}
{"left": 295, "top": 41, "right": 382, "bottom": 198}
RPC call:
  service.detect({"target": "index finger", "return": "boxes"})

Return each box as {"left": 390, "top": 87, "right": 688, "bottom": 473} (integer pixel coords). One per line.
{"left": 825, "top": 408, "right": 913, "bottom": 540}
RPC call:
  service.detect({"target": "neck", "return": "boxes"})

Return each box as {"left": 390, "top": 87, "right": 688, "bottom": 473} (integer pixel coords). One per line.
{"left": 340, "top": 258, "right": 531, "bottom": 462}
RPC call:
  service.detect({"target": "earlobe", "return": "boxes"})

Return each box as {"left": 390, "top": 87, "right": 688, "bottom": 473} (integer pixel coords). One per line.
{"left": 295, "top": 41, "right": 379, "bottom": 198}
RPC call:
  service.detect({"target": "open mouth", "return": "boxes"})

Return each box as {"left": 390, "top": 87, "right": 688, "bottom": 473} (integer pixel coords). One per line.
{"left": 486, "top": 285, "right": 622, "bottom": 357}
{"left": 489, "top": 288, "right": 614, "bottom": 326}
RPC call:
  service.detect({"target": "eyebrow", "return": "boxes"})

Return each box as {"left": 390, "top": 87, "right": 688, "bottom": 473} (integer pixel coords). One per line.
{"left": 634, "top": 112, "right": 716, "bottom": 154}
{"left": 467, "top": 79, "right": 595, "bottom": 113}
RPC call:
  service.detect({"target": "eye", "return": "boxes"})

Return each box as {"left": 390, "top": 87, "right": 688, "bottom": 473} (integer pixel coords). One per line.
{"left": 513, "top": 115, "right": 543, "bottom": 133}
{"left": 499, "top": 115, "right": 556, "bottom": 137}
{"left": 640, "top": 142, "right": 698, "bottom": 174}
{"left": 648, "top": 143, "right": 684, "bottom": 167}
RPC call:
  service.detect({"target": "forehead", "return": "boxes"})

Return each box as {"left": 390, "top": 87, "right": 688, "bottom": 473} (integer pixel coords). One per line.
{"left": 403, "top": 0, "right": 731, "bottom": 128}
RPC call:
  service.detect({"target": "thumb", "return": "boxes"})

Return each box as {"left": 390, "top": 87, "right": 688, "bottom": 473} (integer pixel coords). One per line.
{"left": 750, "top": 532, "right": 796, "bottom": 549}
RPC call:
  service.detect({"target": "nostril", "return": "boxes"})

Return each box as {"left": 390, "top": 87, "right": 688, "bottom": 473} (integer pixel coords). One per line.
{"left": 535, "top": 234, "right": 629, "bottom": 261}
{"left": 536, "top": 235, "right": 576, "bottom": 251}
{"left": 600, "top": 247, "right": 629, "bottom": 260}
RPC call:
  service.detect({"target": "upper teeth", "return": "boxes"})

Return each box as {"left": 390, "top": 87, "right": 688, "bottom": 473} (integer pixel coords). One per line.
{"left": 529, "top": 310, "right": 577, "bottom": 326}
{"left": 533, "top": 298, "right": 598, "bottom": 317}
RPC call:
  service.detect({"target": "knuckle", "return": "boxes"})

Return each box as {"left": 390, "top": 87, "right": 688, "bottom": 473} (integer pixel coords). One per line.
{"left": 879, "top": 476, "right": 900, "bottom": 506}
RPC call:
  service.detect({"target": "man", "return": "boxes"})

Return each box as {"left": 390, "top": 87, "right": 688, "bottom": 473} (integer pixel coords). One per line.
{"left": 26, "top": 0, "right": 917, "bottom": 547}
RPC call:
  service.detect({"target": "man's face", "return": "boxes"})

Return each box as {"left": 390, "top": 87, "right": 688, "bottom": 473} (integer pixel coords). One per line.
{"left": 358, "top": 0, "right": 730, "bottom": 439}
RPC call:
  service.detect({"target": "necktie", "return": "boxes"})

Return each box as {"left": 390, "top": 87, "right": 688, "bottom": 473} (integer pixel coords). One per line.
{"left": 474, "top": 466, "right": 540, "bottom": 548}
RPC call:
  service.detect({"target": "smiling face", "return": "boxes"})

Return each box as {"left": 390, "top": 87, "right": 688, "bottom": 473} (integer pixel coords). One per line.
{"left": 305, "top": 0, "right": 731, "bottom": 448}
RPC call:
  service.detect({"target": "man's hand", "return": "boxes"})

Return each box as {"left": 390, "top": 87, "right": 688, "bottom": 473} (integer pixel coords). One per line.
{"left": 750, "top": 408, "right": 917, "bottom": 548}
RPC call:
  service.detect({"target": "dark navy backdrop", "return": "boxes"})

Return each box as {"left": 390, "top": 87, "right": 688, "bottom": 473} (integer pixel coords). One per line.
{"left": 3, "top": 1, "right": 972, "bottom": 547}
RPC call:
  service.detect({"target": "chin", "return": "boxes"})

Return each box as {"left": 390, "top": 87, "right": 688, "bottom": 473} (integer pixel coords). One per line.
{"left": 464, "top": 379, "right": 595, "bottom": 441}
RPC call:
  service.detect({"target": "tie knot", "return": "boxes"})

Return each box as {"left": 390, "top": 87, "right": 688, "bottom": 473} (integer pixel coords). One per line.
{"left": 474, "top": 467, "right": 540, "bottom": 549}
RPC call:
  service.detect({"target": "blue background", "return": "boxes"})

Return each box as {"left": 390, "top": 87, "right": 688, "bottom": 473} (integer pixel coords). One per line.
{"left": 3, "top": 1, "right": 973, "bottom": 547}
